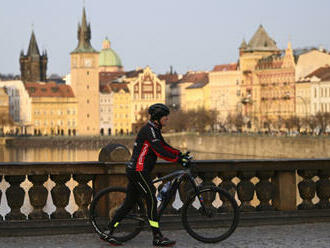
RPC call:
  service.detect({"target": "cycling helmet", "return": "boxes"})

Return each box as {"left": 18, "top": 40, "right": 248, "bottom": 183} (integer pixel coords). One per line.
{"left": 148, "top": 103, "right": 170, "bottom": 121}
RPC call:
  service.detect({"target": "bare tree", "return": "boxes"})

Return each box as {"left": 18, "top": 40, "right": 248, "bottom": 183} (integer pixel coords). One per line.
{"left": 315, "top": 112, "right": 330, "bottom": 135}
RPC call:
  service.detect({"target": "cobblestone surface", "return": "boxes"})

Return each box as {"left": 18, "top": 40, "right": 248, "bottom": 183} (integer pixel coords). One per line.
{"left": 0, "top": 223, "right": 330, "bottom": 248}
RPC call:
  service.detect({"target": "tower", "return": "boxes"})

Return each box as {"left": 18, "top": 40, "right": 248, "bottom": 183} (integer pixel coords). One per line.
{"left": 20, "top": 30, "right": 47, "bottom": 82}
{"left": 70, "top": 7, "right": 100, "bottom": 135}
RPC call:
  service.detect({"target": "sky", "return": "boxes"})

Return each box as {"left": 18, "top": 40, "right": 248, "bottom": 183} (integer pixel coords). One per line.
{"left": 1, "top": 0, "right": 330, "bottom": 76}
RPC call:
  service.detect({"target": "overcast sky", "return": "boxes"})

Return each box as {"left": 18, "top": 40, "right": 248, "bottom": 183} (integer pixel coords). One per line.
{"left": 1, "top": 0, "right": 330, "bottom": 76}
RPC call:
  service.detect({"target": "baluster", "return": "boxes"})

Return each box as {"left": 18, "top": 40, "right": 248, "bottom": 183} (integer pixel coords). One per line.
{"left": 256, "top": 171, "right": 274, "bottom": 211}
{"left": 298, "top": 170, "right": 317, "bottom": 210}
{"left": 199, "top": 172, "right": 217, "bottom": 212}
{"left": 73, "top": 175, "right": 93, "bottom": 218}
{"left": 28, "top": 175, "right": 49, "bottom": 219}
{"left": 237, "top": 171, "right": 255, "bottom": 211}
{"left": 316, "top": 170, "right": 330, "bottom": 209}
{"left": 5, "top": 175, "right": 26, "bottom": 220}
{"left": 50, "top": 174, "right": 71, "bottom": 219}
{"left": 218, "top": 171, "right": 237, "bottom": 212}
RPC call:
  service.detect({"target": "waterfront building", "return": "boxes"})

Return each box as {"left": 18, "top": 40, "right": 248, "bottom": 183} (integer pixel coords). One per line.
{"left": 100, "top": 82, "right": 131, "bottom": 135}
{"left": 183, "top": 73, "right": 210, "bottom": 111}
{"left": 296, "top": 79, "right": 311, "bottom": 118}
{"left": 255, "top": 42, "right": 296, "bottom": 127}
{"left": 0, "top": 80, "right": 32, "bottom": 134}
{"left": 110, "top": 83, "right": 131, "bottom": 135}
{"left": 238, "top": 25, "right": 281, "bottom": 129}
{"left": 303, "top": 66, "right": 330, "bottom": 115}
{"left": 99, "top": 84, "right": 113, "bottom": 136}
{"left": 70, "top": 7, "right": 100, "bottom": 135}
{"left": 158, "top": 70, "right": 180, "bottom": 109}
{"left": 0, "top": 87, "right": 12, "bottom": 134}
{"left": 177, "top": 71, "right": 208, "bottom": 111}
{"left": 25, "top": 82, "right": 77, "bottom": 136}
{"left": 208, "top": 63, "right": 241, "bottom": 123}
{"left": 295, "top": 49, "right": 330, "bottom": 81}
{"left": 20, "top": 30, "right": 47, "bottom": 82}
{"left": 125, "top": 66, "right": 166, "bottom": 132}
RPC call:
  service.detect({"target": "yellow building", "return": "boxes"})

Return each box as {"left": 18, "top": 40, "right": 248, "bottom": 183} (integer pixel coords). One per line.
{"left": 126, "top": 66, "right": 166, "bottom": 132}
{"left": 110, "top": 84, "right": 131, "bottom": 135}
{"left": 0, "top": 87, "right": 12, "bottom": 134}
{"left": 239, "top": 25, "right": 281, "bottom": 128}
{"left": 70, "top": 8, "right": 100, "bottom": 135}
{"left": 295, "top": 49, "right": 330, "bottom": 81}
{"left": 25, "top": 82, "right": 78, "bottom": 135}
{"left": 177, "top": 71, "right": 209, "bottom": 111}
{"left": 255, "top": 42, "right": 296, "bottom": 127}
{"left": 296, "top": 80, "right": 311, "bottom": 117}
{"left": 208, "top": 63, "right": 241, "bottom": 122}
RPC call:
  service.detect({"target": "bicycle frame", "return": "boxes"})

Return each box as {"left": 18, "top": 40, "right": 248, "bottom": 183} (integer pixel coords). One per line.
{"left": 152, "top": 165, "right": 201, "bottom": 218}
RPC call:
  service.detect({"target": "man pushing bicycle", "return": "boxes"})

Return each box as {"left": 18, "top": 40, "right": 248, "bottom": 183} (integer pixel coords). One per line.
{"left": 104, "top": 103, "right": 189, "bottom": 246}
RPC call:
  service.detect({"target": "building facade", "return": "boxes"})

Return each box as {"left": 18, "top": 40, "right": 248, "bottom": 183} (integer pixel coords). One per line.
{"left": 208, "top": 63, "right": 241, "bottom": 123}
{"left": 0, "top": 80, "right": 32, "bottom": 134}
{"left": 0, "top": 87, "right": 11, "bottom": 134}
{"left": 25, "top": 82, "right": 77, "bottom": 135}
{"left": 255, "top": 42, "right": 296, "bottom": 127}
{"left": 296, "top": 80, "right": 311, "bottom": 118}
{"left": 125, "top": 67, "right": 166, "bottom": 132}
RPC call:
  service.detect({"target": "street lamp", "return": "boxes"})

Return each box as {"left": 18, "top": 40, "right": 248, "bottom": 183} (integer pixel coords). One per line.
{"left": 296, "top": 96, "right": 307, "bottom": 118}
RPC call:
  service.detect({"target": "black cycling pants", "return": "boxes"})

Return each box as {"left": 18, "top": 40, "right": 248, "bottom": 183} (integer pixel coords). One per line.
{"left": 110, "top": 170, "right": 160, "bottom": 234}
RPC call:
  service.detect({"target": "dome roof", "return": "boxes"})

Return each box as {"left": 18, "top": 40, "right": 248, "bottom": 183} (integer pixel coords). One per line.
{"left": 99, "top": 38, "right": 122, "bottom": 67}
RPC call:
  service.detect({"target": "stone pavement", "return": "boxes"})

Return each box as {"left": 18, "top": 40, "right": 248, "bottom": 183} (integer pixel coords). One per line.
{"left": 0, "top": 222, "right": 329, "bottom": 248}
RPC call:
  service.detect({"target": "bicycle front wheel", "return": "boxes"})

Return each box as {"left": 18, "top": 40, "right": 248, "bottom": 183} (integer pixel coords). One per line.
{"left": 89, "top": 187, "right": 145, "bottom": 242}
{"left": 182, "top": 186, "right": 239, "bottom": 243}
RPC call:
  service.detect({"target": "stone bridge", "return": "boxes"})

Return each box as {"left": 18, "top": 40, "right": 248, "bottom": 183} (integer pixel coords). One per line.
{"left": 0, "top": 144, "right": 329, "bottom": 247}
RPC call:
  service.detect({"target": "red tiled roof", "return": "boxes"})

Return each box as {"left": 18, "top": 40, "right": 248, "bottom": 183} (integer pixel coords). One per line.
{"left": 99, "top": 71, "right": 125, "bottom": 84}
{"left": 306, "top": 66, "right": 330, "bottom": 81}
{"left": 25, "top": 82, "right": 75, "bottom": 97}
{"left": 100, "top": 83, "right": 129, "bottom": 93}
{"left": 212, "top": 63, "right": 238, "bottom": 72}
{"left": 179, "top": 72, "right": 209, "bottom": 84}
{"left": 158, "top": 73, "right": 179, "bottom": 84}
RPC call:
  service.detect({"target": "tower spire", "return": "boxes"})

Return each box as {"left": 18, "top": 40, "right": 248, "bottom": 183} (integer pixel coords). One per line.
{"left": 27, "top": 30, "right": 40, "bottom": 57}
{"left": 72, "top": 7, "right": 96, "bottom": 53}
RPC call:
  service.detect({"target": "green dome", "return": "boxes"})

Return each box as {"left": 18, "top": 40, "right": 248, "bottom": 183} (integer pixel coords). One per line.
{"left": 99, "top": 38, "right": 122, "bottom": 67}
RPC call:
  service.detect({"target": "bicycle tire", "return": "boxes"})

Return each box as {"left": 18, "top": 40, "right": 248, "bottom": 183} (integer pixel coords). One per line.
{"left": 181, "top": 186, "right": 239, "bottom": 243}
{"left": 89, "top": 186, "right": 145, "bottom": 242}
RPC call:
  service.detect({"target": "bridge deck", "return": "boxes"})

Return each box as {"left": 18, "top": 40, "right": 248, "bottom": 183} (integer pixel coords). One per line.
{"left": 0, "top": 222, "right": 329, "bottom": 248}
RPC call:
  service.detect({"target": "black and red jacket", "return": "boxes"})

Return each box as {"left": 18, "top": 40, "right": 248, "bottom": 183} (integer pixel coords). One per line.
{"left": 128, "top": 121, "right": 180, "bottom": 173}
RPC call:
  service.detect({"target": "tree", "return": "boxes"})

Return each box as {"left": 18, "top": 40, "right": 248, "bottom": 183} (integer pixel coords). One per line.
{"left": 315, "top": 112, "right": 330, "bottom": 135}
{"left": 226, "top": 113, "right": 244, "bottom": 132}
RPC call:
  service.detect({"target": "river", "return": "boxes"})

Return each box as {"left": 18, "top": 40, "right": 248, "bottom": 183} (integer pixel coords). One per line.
{"left": 0, "top": 133, "right": 329, "bottom": 162}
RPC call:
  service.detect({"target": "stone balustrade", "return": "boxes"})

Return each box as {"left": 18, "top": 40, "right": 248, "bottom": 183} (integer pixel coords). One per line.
{"left": 0, "top": 157, "right": 329, "bottom": 234}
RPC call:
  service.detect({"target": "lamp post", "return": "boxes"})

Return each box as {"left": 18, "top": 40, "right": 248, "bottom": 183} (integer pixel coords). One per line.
{"left": 297, "top": 95, "right": 308, "bottom": 118}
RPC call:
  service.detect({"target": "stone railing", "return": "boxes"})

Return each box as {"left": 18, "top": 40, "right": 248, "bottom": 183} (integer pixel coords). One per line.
{"left": 0, "top": 150, "right": 329, "bottom": 235}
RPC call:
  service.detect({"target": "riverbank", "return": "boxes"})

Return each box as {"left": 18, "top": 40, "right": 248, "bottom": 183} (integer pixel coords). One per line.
{"left": 2, "top": 132, "right": 330, "bottom": 160}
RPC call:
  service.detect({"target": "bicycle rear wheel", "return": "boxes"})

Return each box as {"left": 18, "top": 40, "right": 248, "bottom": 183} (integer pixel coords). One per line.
{"left": 182, "top": 186, "right": 239, "bottom": 243}
{"left": 89, "top": 187, "right": 145, "bottom": 242}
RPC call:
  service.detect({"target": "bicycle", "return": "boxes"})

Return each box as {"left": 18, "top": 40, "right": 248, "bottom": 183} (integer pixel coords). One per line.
{"left": 89, "top": 153, "right": 240, "bottom": 243}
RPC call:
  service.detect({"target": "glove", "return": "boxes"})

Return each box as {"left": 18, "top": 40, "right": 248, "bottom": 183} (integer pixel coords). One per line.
{"left": 178, "top": 153, "right": 190, "bottom": 167}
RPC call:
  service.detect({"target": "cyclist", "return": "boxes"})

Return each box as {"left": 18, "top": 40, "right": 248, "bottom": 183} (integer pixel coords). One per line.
{"left": 103, "top": 103, "right": 188, "bottom": 246}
